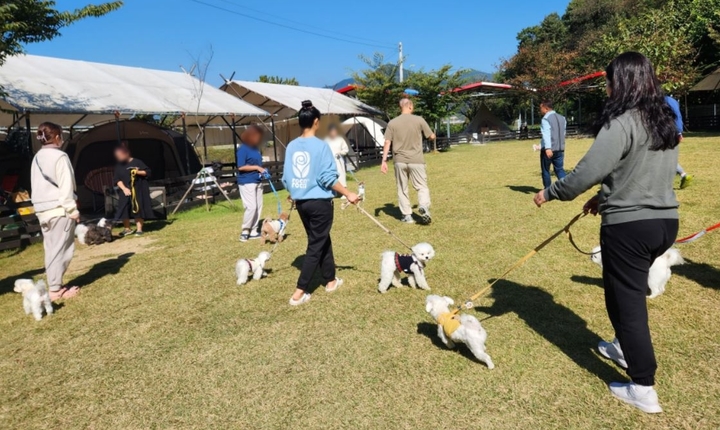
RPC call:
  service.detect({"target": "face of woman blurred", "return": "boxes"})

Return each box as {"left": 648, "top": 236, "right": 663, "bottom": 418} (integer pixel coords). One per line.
{"left": 328, "top": 128, "right": 338, "bottom": 139}
{"left": 114, "top": 148, "right": 130, "bottom": 163}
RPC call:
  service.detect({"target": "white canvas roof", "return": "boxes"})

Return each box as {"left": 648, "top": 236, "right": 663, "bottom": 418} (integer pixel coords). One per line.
{"left": 0, "top": 54, "right": 269, "bottom": 127}
{"left": 341, "top": 116, "right": 387, "bottom": 148}
{"left": 221, "top": 81, "right": 383, "bottom": 122}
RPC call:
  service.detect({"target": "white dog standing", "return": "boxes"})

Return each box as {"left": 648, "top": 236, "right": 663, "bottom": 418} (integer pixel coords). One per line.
{"left": 14, "top": 279, "right": 53, "bottom": 321}
{"left": 235, "top": 251, "right": 271, "bottom": 285}
{"left": 378, "top": 242, "right": 435, "bottom": 293}
{"left": 425, "top": 295, "right": 494, "bottom": 369}
{"left": 590, "top": 246, "right": 684, "bottom": 298}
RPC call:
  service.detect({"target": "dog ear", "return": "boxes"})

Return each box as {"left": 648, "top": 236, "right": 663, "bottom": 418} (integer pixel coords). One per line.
{"left": 425, "top": 302, "right": 433, "bottom": 312}
{"left": 444, "top": 296, "right": 454, "bottom": 305}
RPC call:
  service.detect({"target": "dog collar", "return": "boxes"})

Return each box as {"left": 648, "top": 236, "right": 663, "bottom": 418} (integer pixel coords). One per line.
{"left": 437, "top": 312, "right": 461, "bottom": 338}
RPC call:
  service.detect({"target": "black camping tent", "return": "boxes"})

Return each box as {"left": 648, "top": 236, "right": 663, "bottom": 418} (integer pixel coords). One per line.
{"left": 66, "top": 120, "right": 201, "bottom": 211}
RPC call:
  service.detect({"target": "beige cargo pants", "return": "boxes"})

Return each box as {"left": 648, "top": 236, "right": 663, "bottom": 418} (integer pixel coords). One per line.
{"left": 393, "top": 162, "right": 431, "bottom": 216}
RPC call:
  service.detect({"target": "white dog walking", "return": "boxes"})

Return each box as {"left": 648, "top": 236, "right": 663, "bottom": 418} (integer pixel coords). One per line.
{"left": 591, "top": 246, "right": 684, "bottom": 298}
{"left": 235, "top": 251, "right": 271, "bottom": 285}
{"left": 14, "top": 279, "right": 53, "bottom": 321}
{"left": 378, "top": 242, "right": 435, "bottom": 293}
{"left": 425, "top": 295, "right": 494, "bottom": 369}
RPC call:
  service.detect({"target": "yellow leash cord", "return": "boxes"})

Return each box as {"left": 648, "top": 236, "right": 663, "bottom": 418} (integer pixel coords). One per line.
{"left": 452, "top": 212, "right": 588, "bottom": 315}
{"left": 130, "top": 168, "right": 139, "bottom": 214}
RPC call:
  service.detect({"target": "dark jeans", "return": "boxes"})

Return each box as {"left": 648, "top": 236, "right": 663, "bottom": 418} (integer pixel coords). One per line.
{"left": 295, "top": 199, "right": 336, "bottom": 292}
{"left": 600, "top": 218, "right": 678, "bottom": 386}
{"left": 540, "top": 150, "right": 566, "bottom": 188}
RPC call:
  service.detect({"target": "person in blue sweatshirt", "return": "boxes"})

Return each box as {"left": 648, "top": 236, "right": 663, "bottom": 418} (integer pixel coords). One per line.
{"left": 282, "top": 100, "right": 359, "bottom": 306}
{"left": 665, "top": 95, "right": 693, "bottom": 188}
{"left": 236, "top": 124, "right": 266, "bottom": 242}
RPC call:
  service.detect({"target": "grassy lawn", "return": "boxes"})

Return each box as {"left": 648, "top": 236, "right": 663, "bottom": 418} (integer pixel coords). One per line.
{"left": 1, "top": 135, "right": 719, "bottom": 429}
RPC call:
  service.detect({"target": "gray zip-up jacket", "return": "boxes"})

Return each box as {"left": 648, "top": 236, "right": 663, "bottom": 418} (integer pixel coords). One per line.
{"left": 544, "top": 109, "right": 678, "bottom": 225}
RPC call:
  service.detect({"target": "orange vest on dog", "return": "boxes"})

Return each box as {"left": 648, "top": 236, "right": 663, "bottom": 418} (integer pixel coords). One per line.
{"left": 437, "top": 312, "right": 461, "bottom": 338}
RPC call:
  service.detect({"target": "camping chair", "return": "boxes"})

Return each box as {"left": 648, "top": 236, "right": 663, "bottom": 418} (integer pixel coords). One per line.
{"left": 84, "top": 167, "right": 116, "bottom": 213}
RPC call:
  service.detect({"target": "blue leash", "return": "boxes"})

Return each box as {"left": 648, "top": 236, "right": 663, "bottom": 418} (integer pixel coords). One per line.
{"left": 261, "top": 170, "right": 283, "bottom": 216}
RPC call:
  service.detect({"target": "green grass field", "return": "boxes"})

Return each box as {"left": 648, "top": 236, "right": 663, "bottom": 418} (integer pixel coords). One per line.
{"left": 1, "top": 135, "right": 719, "bottom": 429}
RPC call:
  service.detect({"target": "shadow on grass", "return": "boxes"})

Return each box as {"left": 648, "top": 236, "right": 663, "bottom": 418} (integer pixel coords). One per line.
{"left": 67, "top": 252, "right": 134, "bottom": 287}
{"left": 416, "top": 322, "right": 481, "bottom": 363}
{"left": 374, "top": 203, "right": 404, "bottom": 221}
{"left": 0, "top": 267, "right": 45, "bottom": 295}
{"left": 475, "top": 279, "right": 624, "bottom": 383}
{"left": 674, "top": 258, "right": 720, "bottom": 290}
{"left": 570, "top": 275, "right": 603, "bottom": 288}
{"left": 288, "top": 255, "right": 357, "bottom": 293}
{"left": 506, "top": 185, "right": 542, "bottom": 195}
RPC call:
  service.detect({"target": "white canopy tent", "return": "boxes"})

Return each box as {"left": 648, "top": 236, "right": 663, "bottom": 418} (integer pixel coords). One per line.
{"left": 220, "top": 81, "right": 383, "bottom": 122}
{"left": 0, "top": 54, "right": 269, "bottom": 128}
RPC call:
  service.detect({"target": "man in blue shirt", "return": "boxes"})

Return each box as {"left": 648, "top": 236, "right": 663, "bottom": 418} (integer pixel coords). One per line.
{"left": 539, "top": 100, "right": 567, "bottom": 188}
{"left": 665, "top": 95, "right": 693, "bottom": 189}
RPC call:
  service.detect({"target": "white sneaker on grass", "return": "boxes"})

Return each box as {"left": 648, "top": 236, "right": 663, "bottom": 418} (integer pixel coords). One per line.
{"left": 401, "top": 215, "right": 415, "bottom": 224}
{"left": 325, "top": 278, "right": 343, "bottom": 293}
{"left": 289, "top": 293, "right": 311, "bottom": 306}
{"left": 598, "top": 338, "right": 628, "bottom": 369}
{"left": 609, "top": 382, "right": 663, "bottom": 414}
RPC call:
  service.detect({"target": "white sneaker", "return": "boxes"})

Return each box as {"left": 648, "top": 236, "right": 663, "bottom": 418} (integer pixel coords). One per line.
{"left": 401, "top": 215, "right": 415, "bottom": 224}
{"left": 598, "top": 338, "right": 628, "bottom": 369}
{"left": 325, "top": 277, "right": 343, "bottom": 293}
{"left": 609, "top": 382, "right": 663, "bottom": 413}
{"left": 289, "top": 293, "right": 311, "bottom": 306}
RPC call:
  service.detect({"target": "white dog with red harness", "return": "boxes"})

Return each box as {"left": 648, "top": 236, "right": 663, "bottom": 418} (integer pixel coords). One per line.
{"left": 235, "top": 251, "right": 271, "bottom": 285}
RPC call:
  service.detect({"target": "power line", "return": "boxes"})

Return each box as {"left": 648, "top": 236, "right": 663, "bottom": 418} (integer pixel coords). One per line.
{"left": 188, "top": 0, "right": 395, "bottom": 50}
{"left": 216, "top": 0, "right": 393, "bottom": 47}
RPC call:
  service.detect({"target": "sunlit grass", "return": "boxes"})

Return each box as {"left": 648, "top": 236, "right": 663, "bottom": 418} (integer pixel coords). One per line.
{"left": 1, "top": 134, "right": 718, "bottom": 429}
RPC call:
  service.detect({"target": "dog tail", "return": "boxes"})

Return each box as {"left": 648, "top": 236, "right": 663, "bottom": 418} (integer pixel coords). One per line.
{"left": 75, "top": 224, "right": 89, "bottom": 245}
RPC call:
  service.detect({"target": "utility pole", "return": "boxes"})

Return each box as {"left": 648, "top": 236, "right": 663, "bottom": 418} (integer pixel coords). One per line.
{"left": 398, "top": 42, "right": 404, "bottom": 83}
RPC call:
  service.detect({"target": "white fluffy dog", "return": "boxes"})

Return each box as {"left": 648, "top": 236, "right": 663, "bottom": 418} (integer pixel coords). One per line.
{"left": 425, "top": 295, "right": 494, "bottom": 369}
{"left": 590, "top": 246, "right": 684, "bottom": 298}
{"left": 235, "top": 251, "right": 271, "bottom": 285}
{"left": 378, "top": 242, "right": 435, "bottom": 293}
{"left": 14, "top": 279, "right": 53, "bottom": 321}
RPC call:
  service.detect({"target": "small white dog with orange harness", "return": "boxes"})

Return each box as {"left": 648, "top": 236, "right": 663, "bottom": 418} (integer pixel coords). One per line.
{"left": 425, "top": 295, "right": 494, "bottom": 369}
{"left": 235, "top": 252, "right": 271, "bottom": 285}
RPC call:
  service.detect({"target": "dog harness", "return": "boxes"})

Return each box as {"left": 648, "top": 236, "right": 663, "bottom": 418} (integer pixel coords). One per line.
{"left": 395, "top": 253, "right": 419, "bottom": 274}
{"left": 437, "top": 312, "right": 461, "bottom": 338}
{"left": 245, "top": 259, "right": 254, "bottom": 272}
{"left": 277, "top": 219, "right": 287, "bottom": 234}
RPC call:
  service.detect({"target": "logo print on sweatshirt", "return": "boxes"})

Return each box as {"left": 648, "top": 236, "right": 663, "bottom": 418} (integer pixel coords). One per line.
{"left": 292, "top": 151, "right": 311, "bottom": 179}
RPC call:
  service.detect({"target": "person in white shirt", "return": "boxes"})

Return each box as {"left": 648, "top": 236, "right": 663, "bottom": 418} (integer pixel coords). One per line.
{"left": 324, "top": 124, "right": 350, "bottom": 188}
{"left": 30, "top": 122, "right": 80, "bottom": 301}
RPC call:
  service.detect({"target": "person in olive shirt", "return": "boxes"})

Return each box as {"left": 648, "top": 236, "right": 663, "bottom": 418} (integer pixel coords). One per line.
{"left": 381, "top": 98, "right": 436, "bottom": 224}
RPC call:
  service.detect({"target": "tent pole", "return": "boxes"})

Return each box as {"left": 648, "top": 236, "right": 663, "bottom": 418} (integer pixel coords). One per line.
{"left": 114, "top": 111, "right": 122, "bottom": 146}
{"left": 231, "top": 114, "right": 239, "bottom": 168}
{"left": 271, "top": 117, "right": 278, "bottom": 162}
{"left": 25, "top": 113, "right": 32, "bottom": 156}
{"left": 202, "top": 125, "right": 208, "bottom": 161}
{"left": 181, "top": 113, "right": 190, "bottom": 173}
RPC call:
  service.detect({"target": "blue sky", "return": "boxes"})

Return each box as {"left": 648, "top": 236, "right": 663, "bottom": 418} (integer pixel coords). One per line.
{"left": 26, "top": 0, "right": 569, "bottom": 87}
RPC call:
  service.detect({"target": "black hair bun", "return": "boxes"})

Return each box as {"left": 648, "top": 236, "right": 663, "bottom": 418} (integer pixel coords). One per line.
{"left": 301, "top": 100, "right": 313, "bottom": 109}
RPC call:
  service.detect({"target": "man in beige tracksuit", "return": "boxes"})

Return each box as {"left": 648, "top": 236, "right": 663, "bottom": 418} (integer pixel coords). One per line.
{"left": 381, "top": 98, "right": 436, "bottom": 224}
{"left": 31, "top": 122, "right": 80, "bottom": 300}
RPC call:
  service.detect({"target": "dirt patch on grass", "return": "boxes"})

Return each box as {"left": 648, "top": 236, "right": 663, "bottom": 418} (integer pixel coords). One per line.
{"left": 68, "top": 236, "right": 159, "bottom": 274}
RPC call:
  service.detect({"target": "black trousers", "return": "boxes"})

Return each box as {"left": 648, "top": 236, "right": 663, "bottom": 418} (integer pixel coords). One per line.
{"left": 295, "top": 199, "right": 336, "bottom": 291}
{"left": 601, "top": 218, "right": 678, "bottom": 386}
